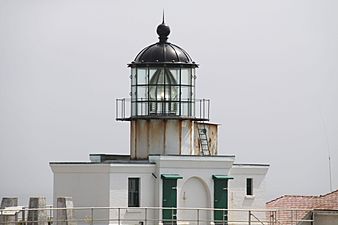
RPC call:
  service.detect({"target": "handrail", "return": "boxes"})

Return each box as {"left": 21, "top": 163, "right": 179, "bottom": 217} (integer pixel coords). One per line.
{"left": 115, "top": 98, "right": 210, "bottom": 121}
{"left": 0, "top": 206, "right": 315, "bottom": 225}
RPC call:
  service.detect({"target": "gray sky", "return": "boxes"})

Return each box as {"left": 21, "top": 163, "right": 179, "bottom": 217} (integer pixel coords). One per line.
{"left": 1, "top": 0, "right": 337, "bottom": 205}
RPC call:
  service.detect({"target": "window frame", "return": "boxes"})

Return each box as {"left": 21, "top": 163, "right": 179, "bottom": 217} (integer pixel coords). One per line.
{"left": 246, "top": 178, "right": 253, "bottom": 196}
{"left": 128, "top": 177, "right": 140, "bottom": 207}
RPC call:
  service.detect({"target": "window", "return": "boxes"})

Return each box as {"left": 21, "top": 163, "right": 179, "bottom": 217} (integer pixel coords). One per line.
{"left": 128, "top": 178, "right": 140, "bottom": 207}
{"left": 246, "top": 178, "right": 253, "bottom": 196}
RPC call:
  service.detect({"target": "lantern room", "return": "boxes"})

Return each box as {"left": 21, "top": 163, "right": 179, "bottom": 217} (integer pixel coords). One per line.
{"left": 128, "top": 20, "right": 197, "bottom": 118}
{"left": 117, "top": 17, "right": 209, "bottom": 121}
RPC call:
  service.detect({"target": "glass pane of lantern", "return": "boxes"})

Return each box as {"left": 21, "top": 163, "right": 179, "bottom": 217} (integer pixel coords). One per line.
{"left": 149, "top": 68, "right": 164, "bottom": 85}
{"left": 192, "top": 68, "right": 196, "bottom": 85}
{"left": 191, "top": 101, "right": 195, "bottom": 117}
{"left": 137, "top": 102, "right": 148, "bottom": 116}
{"left": 181, "top": 68, "right": 191, "bottom": 85}
{"left": 181, "top": 86, "right": 191, "bottom": 101}
{"left": 131, "top": 101, "right": 136, "bottom": 116}
{"left": 131, "top": 68, "right": 137, "bottom": 85}
{"left": 166, "top": 85, "right": 178, "bottom": 101}
{"left": 169, "top": 68, "right": 180, "bottom": 83}
{"left": 150, "top": 85, "right": 164, "bottom": 101}
{"left": 137, "top": 86, "right": 147, "bottom": 101}
{"left": 191, "top": 86, "right": 195, "bottom": 99}
{"left": 149, "top": 68, "right": 158, "bottom": 83}
{"left": 131, "top": 86, "right": 136, "bottom": 101}
{"left": 181, "top": 102, "right": 188, "bottom": 116}
{"left": 137, "top": 68, "right": 148, "bottom": 84}
{"left": 149, "top": 69, "right": 178, "bottom": 101}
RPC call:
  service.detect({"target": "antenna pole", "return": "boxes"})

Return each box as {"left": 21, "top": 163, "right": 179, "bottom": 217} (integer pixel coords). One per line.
{"left": 319, "top": 106, "right": 333, "bottom": 192}
{"left": 329, "top": 155, "right": 333, "bottom": 192}
{"left": 162, "top": 9, "right": 165, "bottom": 24}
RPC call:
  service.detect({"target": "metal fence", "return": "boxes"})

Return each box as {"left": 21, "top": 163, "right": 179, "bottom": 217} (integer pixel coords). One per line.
{"left": 0, "top": 206, "right": 314, "bottom": 225}
{"left": 116, "top": 98, "right": 210, "bottom": 121}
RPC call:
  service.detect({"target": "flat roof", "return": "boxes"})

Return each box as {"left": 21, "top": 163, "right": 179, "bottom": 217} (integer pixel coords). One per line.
{"left": 50, "top": 154, "right": 268, "bottom": 166}
{"left": 49, "top": 160, "right": 154, "bottom": 165}
{"left": 233, "top": 163, "right": 270, "bottom": 167}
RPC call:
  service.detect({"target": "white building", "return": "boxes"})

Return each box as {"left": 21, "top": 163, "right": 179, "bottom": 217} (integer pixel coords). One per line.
{"left": 50, "top": 18, "right": 269, "bottom": 225}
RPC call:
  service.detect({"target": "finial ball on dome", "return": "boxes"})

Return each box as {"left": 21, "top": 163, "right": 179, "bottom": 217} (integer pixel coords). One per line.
{"left": 157, "top": 23, "right": 170, "bottom": 37}
{"left": 157, "top": 13, "right": 170, "bottom": 43}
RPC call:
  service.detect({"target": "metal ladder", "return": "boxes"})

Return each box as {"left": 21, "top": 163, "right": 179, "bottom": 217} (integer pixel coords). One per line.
{"left": 198, "top": 123, "right": 210, "bottom": 155}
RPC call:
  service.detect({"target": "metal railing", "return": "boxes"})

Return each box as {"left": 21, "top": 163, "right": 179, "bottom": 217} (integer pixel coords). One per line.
{"left": 0, "top": 206, "right": 314, "bottom": 225}
{"left": 116, "top": 98, "right": 210, "bottom": 121}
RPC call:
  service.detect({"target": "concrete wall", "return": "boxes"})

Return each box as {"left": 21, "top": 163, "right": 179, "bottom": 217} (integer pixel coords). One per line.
{"left": 107, "top": 164, "right": 156, "bottom": 225}
{"left": 50, "top": 162, "right": 156, "bottom": 225}
{"left": 313, "top": 211, "right": 338, "bottom": 225}
{"left": 51, "top": 156, "right": 269, "bottom": 225}
{"left": 149, "top": 155, "right": 235, "bottom": 223}
{"left": 51, "top": 164, "right": 110, "bottom": 225}
{"left": 228, "top": 164, "right": 269, "bottom": 223}
{"left": 130, "top": 120, "right": 194, "bottom": 159}
{"left": 193, "top": 122, "right": 218, "bottom": 155}
{"left": 298, "top": 210, "right": 338, "bottom": 225}
{"left": 0, "top": 197, "right": 18, "bottom": 225}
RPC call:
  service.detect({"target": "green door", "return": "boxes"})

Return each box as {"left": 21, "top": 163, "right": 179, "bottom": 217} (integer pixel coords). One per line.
{"left": 213, "top": 175, "right": 233, "bottom": 225}
{"left": 161, "top": 174, "right": 182, "bottom": 225}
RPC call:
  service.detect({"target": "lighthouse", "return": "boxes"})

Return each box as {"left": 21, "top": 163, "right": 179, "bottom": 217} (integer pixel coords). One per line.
{"left": 116, "top": 16, "right": 214, "bottom": 158}
{"left": 50, "top": 17, "right": 269, "bottom": 225}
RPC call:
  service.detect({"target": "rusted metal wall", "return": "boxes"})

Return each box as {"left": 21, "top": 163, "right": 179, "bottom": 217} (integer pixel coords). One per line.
{"left": 194, "top": 122, "right": 218, "bottom": 155}
{"left": 130, "top": 120, "right": 194, "bottom": 159}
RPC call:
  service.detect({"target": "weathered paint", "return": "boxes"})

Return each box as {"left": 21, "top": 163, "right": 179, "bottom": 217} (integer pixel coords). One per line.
{"left": 130, "top": 120, "right": 195, "bottom": 159}
{"left": 178, "top": 120, "right": 182, "bottom": 155}
{"left": 131, "top": 120, "right": 218, "bottom": 158}
{"left": 194, "top": 122, "right": 218, "bottom": 155}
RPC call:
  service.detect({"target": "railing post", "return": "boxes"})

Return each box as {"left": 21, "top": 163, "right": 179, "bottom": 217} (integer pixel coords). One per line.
{"left": 90, "top": 208, "right": 93, "bottom": 225}
{"left": 196, "top": 209, "right": 199, "bottom": 225}
{"left": 248, "top": 210, "right": 251, "bottom": 225}
{"left": 118, "top": 208, "right": 120, "bottom": 225}
{"left": 199, "top": 100, "right": 202, "bottom": 119}
{"left": 144, "top": 208, "right": 147, "bottom": 225}
{"left": 116, "top": 100, "right": 118, "bottom": 119}
{"left": 22, "top": 208, "right": 26, "bottom": 225}
{"left": 123, "top": 99, "right": 126, "bottom": 119}
{"left": 49, "top": 206, "right": 52, "bottom": 225}
{"left": 207, "top": 100, "right": 210, "bottom": 120}
{"left": 203, "top": 99, "right": 206, "bottom": 119}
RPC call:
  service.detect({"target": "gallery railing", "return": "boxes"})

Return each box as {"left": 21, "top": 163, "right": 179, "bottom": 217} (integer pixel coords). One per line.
{"left": 116, "top": 98, "right": 210, "bottom": 121}
{"left": 0, "top": 206, "right": 314, "bottom": 225}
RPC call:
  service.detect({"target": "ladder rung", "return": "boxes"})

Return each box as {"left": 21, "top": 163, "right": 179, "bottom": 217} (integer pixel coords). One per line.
{"left": 198, "top": 123, "right": 210, "bottom": 155}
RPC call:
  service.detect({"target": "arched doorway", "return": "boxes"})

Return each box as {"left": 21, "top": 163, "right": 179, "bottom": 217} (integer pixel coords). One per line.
{"left": 178, "top": 177, "right": 210, "bottom": 225}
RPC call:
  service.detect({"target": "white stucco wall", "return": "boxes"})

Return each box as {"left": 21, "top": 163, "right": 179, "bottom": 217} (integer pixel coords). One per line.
{"left": 107, "top": 163, "right": 156, "bottom": 224}
{"left": 51, "top": 156, "right": 269, "bottom": 225}
{"left": 51, "top": 163, "right": 111, "bottom": 224}
{"left": 149, "top": 155, "right": 235, "bottom": 223}
{"left": 50, "top": 162, "right": 156, "bottom": 225}
{"left": 228, "top": 164, "right": 269, "bottom": 224}
{"left": 130, "top": 120, "right": 194, "bottom": 159}
{"left": 313, "top": 211, "right": 338, "bottom": 225}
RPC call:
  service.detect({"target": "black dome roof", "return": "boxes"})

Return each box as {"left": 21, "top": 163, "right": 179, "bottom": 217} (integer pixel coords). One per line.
{"left": 134, "top": 42, "right": 193, "bottom": 64}
{"left": 129, "top": 19, "right": 197, "bottom": 67}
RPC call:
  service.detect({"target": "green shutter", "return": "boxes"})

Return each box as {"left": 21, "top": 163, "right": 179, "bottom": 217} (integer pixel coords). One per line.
{"left": 213, "top": 175, "right": 232, "bottom": 225}
{"left": 161, "top": 174, "right": 182, "bottom": 225}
